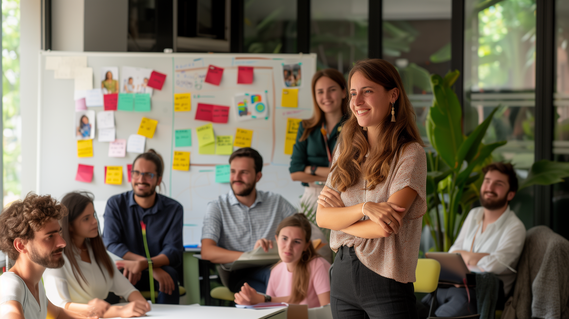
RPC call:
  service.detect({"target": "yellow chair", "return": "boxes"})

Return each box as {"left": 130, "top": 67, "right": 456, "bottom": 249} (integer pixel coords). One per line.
{"left": 141, "top": 286, "right": 187, "bottom": 300}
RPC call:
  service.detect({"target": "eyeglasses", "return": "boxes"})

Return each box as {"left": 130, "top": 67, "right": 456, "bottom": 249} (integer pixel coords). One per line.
{"left": 131, "top": 170, "right": 156, "bottom": 180}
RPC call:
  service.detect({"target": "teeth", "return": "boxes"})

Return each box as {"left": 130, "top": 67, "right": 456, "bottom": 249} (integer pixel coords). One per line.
{"left": 357, "top": 110, "right": 370, "bottom": 115}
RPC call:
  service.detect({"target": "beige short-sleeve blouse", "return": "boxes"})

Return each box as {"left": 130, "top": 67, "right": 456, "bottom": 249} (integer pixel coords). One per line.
{"left": 325, "top": 142, "right": 427, "bottom": 283}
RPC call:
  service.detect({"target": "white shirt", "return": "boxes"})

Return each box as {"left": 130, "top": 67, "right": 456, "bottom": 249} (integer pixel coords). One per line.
{"left": 0, "top": 272, "right": 48, "bottom": 319}
{"left": 449, "top": 206, "right": 526, "bottom": 295}
{"left": 43, "top": 242, "right": 137, "bottom": 307}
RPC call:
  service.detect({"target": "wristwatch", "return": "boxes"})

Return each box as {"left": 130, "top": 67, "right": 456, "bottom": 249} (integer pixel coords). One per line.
{"left": 264, "top": 294, "right": 272, "bottom": 303}
{"left": 310, "top": 165, "right": 317, "bottom": 175}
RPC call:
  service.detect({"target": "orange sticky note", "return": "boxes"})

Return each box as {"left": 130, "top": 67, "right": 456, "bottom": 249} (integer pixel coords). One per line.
{"left": 137, "top": 117, "right": 158, "bottom": 139}
{"left": 105, "top": 166, "right": 123, "bottom": 185}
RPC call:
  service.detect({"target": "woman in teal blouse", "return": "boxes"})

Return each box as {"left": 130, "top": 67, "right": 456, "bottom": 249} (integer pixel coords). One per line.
{"left": 289, "top": 69, "right": 348, "bottom": 260}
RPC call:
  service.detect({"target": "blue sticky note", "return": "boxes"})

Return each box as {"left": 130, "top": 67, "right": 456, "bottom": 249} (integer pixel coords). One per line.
{"left": 117, "top": 93, "right": 134, "bottom": 111}
{"left": 215, "top": 165, "right": 230, "bottom": 183}
{"left": 134, "top": 93, "right": 151, "bottom": 112}
{"left": 175, "top": 129, "right": 192, "bottom": 147}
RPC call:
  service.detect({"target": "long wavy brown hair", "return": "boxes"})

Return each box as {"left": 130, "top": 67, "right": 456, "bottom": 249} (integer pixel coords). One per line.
{"left": 330, "top": 59, "right": 424, "bottom": 191}
{"left": 299, "top": 69, "right": 349, "bottom": 141}
{"left": 274, "top": 214, "right": 319, "bottom": 304}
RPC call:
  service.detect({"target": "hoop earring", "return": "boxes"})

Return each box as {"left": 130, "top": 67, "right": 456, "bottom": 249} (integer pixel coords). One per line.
{"left": 391, "top": 102, "right": 396, "bottom": 122}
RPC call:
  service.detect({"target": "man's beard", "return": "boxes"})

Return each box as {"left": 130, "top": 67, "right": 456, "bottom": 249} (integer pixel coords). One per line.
{"left": 133, "top": 182, "right": 156, "bottom": 198}
{"left": 480, "top": 191, "right": 509, "bottom": 210}
{"left": 231, "top": 180, "right": 256, "bottom": 197}
{"left": 29, "top": 246, "right": 65, "bottom": 268}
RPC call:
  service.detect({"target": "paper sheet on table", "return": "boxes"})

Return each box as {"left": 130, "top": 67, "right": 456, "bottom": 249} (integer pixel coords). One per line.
{"left": 108, "top": 139, "right": 126, "bottom": 157}
{"left": 284, "top": 118, "right": 302, "bottom": 155}
{"left": 127, "top": 134, "right": 146, "bottom": 153}
{"left": 105, "top": 166, "right": 123, "bottom": 185}
{"left": 215, "top": 136, "right": 233, "bottom": 155}
{"left": 281, "top": 88, "right": 299, "bottom": 108}
{"left": 74, "top": 67, "right": 93, "bottom": 91}
{"left": 137, "top": 117, "right": 158, "bottom": 138}
{"left": 118, "top": 93, "right": 134, "bottom": 111}
{"left": 215, "top": 165, "right": 230, "bottom": 183}
{"left": 98, "top": 128, "right": 116, "bottom": 142}
{"left": 175, "top": 129, "right": 192, "bottom": 147}
{"left": 75, "top": 164, "right": 94, "bottom": 183}
{"left": 234, "top": 128, "right": 253, "bottom": 148}
{"left": 196, "top": 123, "right": 215, "bottom": 146}
{"left": 85, "top": 89, "right": 104, "bottom": 107}
{"left": 224, "top": 246, "right": 280, "bottom": 271}
{"left": 77, "top": 139, "right": 94, "bottom": 158}
{"left": 172, "top": 151, "right": 190, "bottom": 171}
{"left": 174, "top": 93, "right": 191, "bottom": 112}
{"left": 97, "top": 111, "right": 115, "bottom": 129}
{"left": 237, "top": 66, "right": 254, "bottom": 84}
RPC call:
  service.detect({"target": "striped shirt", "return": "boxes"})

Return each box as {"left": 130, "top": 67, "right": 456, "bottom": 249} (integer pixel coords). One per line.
{"left": 201, "top": 189, "right": 297, "bottom": 258}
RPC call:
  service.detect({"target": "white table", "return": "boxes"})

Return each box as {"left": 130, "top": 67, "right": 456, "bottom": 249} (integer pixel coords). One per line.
{"left": 107, "top": 304, "right": 286, "bottom": 319}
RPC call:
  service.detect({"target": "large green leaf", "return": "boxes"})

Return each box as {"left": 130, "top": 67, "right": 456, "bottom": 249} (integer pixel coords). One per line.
{"left": 519, "top": 160, "right": 569, "bottom": 190}
{"left": 456, "top": 141, "right": 507, "bottom": 186}
{"left": 443, "top": 70, "right": 460, "bottom": 88}
{"left": 456, "top": 107, "right": 500, "bottom": 166}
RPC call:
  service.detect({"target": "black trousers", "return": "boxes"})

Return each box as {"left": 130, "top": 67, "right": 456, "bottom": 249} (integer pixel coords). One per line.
{"left": 331, "top": 246, "right": 418, "bottom": 319}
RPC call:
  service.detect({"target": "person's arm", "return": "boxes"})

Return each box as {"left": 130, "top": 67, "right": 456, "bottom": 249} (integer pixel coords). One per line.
{"left": 200, "top": 201, "right": 244, "bottom": 263}
{"left": 234, "top": 283, "right": 289, "bottom": 305}
{"left": 201, "top": 238, "right": 244, "bottom": 264}
{"left": 0, "top": 301, "right": 25, "bottom": 319}
{"left": 102, "top": 198, "right": 131, "bottom": 258}
{"left": 474, "top": 221, "right": 526, "bottom": 273}
{"left": 451, "top": 251, "right": 490, "bottom": 266}
{"left": 64, "top": 299, "right": 109, "bottom": 319}
{"left": 101, "top": 291, "right": 150, "bottom": 318}
{"left": 48, "top": 299, "right": 96, "bottom": 319}
{"left": 289, "top": 123, "right": 328, "bottom": 183}
{"left": 156, "top": 203, "right": 184, "bottom": 268}
{"left": 317, "top": 292, "right": 331, "bottom": 307}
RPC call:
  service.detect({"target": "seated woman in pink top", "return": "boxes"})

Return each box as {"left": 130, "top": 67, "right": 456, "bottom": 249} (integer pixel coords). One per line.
{"left": 234, "top": 214, "right": 331, "bottom": 308}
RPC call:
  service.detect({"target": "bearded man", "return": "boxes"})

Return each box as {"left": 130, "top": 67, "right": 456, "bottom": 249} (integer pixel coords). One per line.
{"left": 424, "top": 162, "right": 526, "bottom": 317}
{"left": 201, "top": 147, "right": 297, "bottom": 293}
{"left": 103, "top": 149, "right": 183, "bottom": 304}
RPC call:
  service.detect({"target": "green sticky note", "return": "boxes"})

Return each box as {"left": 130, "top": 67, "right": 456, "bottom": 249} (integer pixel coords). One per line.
{"left": 134, "top": 93, "right": 151, "bottom": 112}
{"left": 215, "top": 165, "right": 230, "bottom": 183}
{"left": 215, "top": 135, "right": 233, "bottom": 155}
{"left": 199, "top": 142, "right": 216, "bottom": 155}
{"left": 117, "top": 93, "right": 134, "bottom": 111}
{"left": 175, "top": 129, "right": 192, "bottom": 147}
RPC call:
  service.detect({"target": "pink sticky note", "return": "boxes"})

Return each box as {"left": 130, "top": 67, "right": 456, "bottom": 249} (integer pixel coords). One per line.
{"left": 76, "top": 164, "right": 94, "bottom": 183}
{"left": 104, "top": 166, "right": 107, "bottom": 183}
{"left": 237, "top": 66, "right": 254, "bottom": 84}
{"left": 108, "top": 139, "right": 126, "bottom": 157}
{"left": 127, "top": 164, "right": 133, "bottom": 182}
{"left": 75, "top": 98, "right": 87, "bottom": 111}
{"left": 212, "top": 105, "right": 230, "bottom": 123}
{"left": 205, "top": 65, "right": 224, "bottom": 86}
{"left": 147, "top": 71, "right": 167, "bottom": 90}
{"left": 104, "top": 94, "right": 118, "bottom": 111}
{"left": 195, "top": 103, "right": 214, "bottom": 121}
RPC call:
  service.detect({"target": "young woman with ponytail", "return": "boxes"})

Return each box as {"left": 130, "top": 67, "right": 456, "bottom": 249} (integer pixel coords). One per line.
{"left": 234, "top": 214, "right": 330, "bottom": 308}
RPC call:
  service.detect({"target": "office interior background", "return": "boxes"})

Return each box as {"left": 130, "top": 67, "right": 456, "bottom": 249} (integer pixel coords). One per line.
{"left": 5, "top": 0, "right": 569, "bottom": 241}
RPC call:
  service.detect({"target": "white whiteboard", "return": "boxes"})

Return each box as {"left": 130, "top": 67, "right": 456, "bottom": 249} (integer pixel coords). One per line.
{"left": 37, "top": 51, "right": 316, "bottom": 246}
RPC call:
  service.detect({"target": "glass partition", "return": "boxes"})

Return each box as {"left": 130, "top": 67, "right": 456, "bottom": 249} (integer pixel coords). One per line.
{"left": 243, "top": 0, "right": 297, "bottom": 53}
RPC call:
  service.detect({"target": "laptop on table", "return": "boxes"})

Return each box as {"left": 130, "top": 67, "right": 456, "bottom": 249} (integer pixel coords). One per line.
{"left": 425, "top": 252, "right": 480, "bottom": 286}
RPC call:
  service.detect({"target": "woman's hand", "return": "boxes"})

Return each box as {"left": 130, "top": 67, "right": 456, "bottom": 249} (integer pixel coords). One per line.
{"left": 115, "top": 260, "right": 146, "bottom": 285}
{"left": 317, "top": 188, "right": 345, "bottom": 208}
{"left": 86, "top": 298, "right": 110, "bottom": 318}
{"left": 234, "top": 283, "right": 265, "bottom": 305}
{"left": 363, "top": 202, "right": 405, "bottom": 234}
{"left": 118, "top": 300, "right": 151, "bottom": 318}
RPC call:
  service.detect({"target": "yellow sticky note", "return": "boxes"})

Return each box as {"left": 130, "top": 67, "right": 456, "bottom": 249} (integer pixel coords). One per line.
{"left": 284, "top": 118, "right": 302, "bottom": 155}
{"left": 77, "top": 139, "right": 93, "bottom": 158}
{"left": 196, "top": 123, "right": 215, "bottom": 146}
{"left": 106, "top": 166, "right": 123, "bottom": 185}
{"left": 137, "top": 117, "right": 158, "bottom": 139}
{"left": 216, "top": 136, "right": 234, "bottom": 155}
{"left": 281, "top": 88, "right": 299, "bottom": 108}
{"left": 234, "top": 128, "right": 253, "bottom": 148}
{"left": 199, "top": 142, "right": 216, "bottom": 155}
{"left": 172, "top": 151, "right": 190, "bottom": 171}
{"left": 174, "top": 93, "right": 191, "bottom": 112}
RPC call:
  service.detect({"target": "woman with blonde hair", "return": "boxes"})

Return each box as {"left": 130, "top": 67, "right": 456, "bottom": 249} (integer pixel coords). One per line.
{"left": 316, "top": 59, "right": 426, "bottom": 318}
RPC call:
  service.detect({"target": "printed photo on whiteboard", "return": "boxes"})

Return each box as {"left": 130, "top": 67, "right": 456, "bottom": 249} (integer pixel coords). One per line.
{"left": 233, "top": 92, "right": 269, "bottom": 121}
{"left": 121, "top": 67, "right": 154, "bottom": 95}
{"left": 283, "top": 63, "right": 302, "bottom": 87}
{"left": 75, "top": 110, "right": 95, "bottom": 140}
{"left": 101, "top": 67, "right": 119, "bottom": 94}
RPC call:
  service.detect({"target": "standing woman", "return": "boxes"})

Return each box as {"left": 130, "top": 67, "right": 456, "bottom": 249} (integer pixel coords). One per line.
{"left": 316, "top": 59, "right": 426, "bottom": 319}
{"left": 43, "top": 191, "right": 151, "bottom": 318}
{"left": 101, "top": 71, "right": 119, "bottom": 94}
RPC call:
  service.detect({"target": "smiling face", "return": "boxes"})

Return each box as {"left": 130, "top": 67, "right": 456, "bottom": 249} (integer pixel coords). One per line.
{"left": 106, "top": 71, "right": 113, "bottom": 80}
{"left": 81, "top": 116, "right": 89, "bottom": 125}
{"left": 131, "top": 158, "right": 161, "bottom": 198}
{"left": 314, "top": 76, "right": 345, "bottom": 115}
{"left": 275, "top": 226, "right": 309, "bottom": 266}
{"left": 480, "top": 169, "right": 515, "bottom": 210}
{"left": 230, "top": 157, "right": 261, "bottom": 197}
{"left": 26, "top": 219, "right": 66, "bottom": 268}
{"left": 70, "top": 202, "right": 99, "bottom": 242}
{"left": 349, "top": 71, "right": 398, "bottom": 129}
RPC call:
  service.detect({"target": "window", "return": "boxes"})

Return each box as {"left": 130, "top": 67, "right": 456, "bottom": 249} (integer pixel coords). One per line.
{"left": 243, "top": 1, "right": 297, "bottom": 53}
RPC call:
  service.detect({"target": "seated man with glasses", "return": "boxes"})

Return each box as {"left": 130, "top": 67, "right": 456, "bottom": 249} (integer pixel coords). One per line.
{"left": 102, "top": 149, "right": 183, "bottom": 304}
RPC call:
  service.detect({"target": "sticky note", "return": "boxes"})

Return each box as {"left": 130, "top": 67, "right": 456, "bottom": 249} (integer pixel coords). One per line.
{"left": 237, "top": 66, "right": 254, "bottom": 84}
{"left": 199, "top": 142, "right": 216, "bottom": 155}
{"left": 148, "top": 71, "right": 167, "bottom": 90}
{"left": 215, "top": 165, "right": 231, "bottom": 183}
{"left": 205, "top": 65, "right": 224, "bottom": 86}
{"left": 118, "top": 93, "right": 134, "bottom": 111}
{"left": 98, "top": 128, "right": 116, "bottom": 142}
{"left": 108, "top": 139, "right": 126, "bottom": 157}
{"left": 195, "top": 103, "right": 213, "bottom": 121}
{"left": 281, "top": 88, "right": 299, "bottom": 108}
{"left": 234, "top": 128, "right": 253, "bottom": 148}
{"left": 97, "top": 111, "right": 115, "bottom": 129}
{"left": 127, "top": 164, "right": 133, "bottom": 182}
{"left": 74, "top": 67, "right": 93, "bottom": 91}
{"left": 284, "top": 118, "right": 302, "bottom": 155}
{"left": 75, "top": 164, "right": 94, "bottom": 183}
{"left": 137, "top": 117, "right": 158, "bottom": 139}
{"left": 103, "top": 93, "right": 118, "bottom": 111}
{"left": 75, "top": 98, "right": 87, "bottom": 111}
{"left": 175, "top": 129, "right": 192, "bottom": 147}
{"left": 105, "top": 166, "right": 123, "bottom": 185}
{"left": 77, "top": 139, "right": 93, "bottom": 158}
{"left": 134, "top": 94, "right": 151, "bottom": 112}
{"left": 127, "top": 134, "right": 146, "bottom": 153}
{"left": 172, "top": 151, "right": 190, "bottom": 171}
{"left": 212, "top": 105, "right": 230, "bottom": 123}
{"left": 196, "top": 123, "right": 215, "bottom": 146}
{"left": 85, "top": 89, "right": 104, "bottom": 107}
{"left": 174, "top": 93, "right": 191, "bottom": 112}
{"left": 216, "top": 136, "right": 233, "bottom": 155}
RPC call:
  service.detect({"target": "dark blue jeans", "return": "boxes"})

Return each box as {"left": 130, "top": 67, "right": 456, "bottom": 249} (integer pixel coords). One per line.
{"left": 134, "top": 266, "right": 180, "bottom": 304}
{"left": 227, "top": 266, "right": 271, "bottom": 293}
{"left": 331, "top": 246, "right": 418, "bottom": 319}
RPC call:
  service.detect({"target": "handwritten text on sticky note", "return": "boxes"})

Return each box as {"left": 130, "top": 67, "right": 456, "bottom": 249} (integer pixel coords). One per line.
{"left": 172, "top": 151, "right": 190, "bottom": 171}
{"left": 234, "top": 128, "right": 253, "bottom": 148}
{"left": 205, "top": 65, "right": 224, "bottom": 86}
{"left": 284, "top": 118, "right": 302, "bottom": 155}
{"left": 175, "top": 129, "right": 192, "bottom": 147}
{"left": 137, "top": 117, "right": 158, "bottom": 139}
{"left": 174, "top": 93, "right": 191, "bottom": 112}
{"left": 196, "top": 123, "right": 215, "bottom": 146}
{"left": 215, "top": 165, "right": 231, "bottom": 183}
{"left": 147, "top": 71, "right": 167, "bottom": 90}
{"left": 216, "top": 135, "right": 233, "bottom": 155}
{"left": 77, "top": 139, "right": 94, "bottom": 158}
{"left": 108, "top": 139, "right": 126, "bottom": 157}
{"left": 105, "top": 166, "right": 123, "bottom": 185}
{"left": 118, "top": 93, "right": 134, "bottom": 111}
